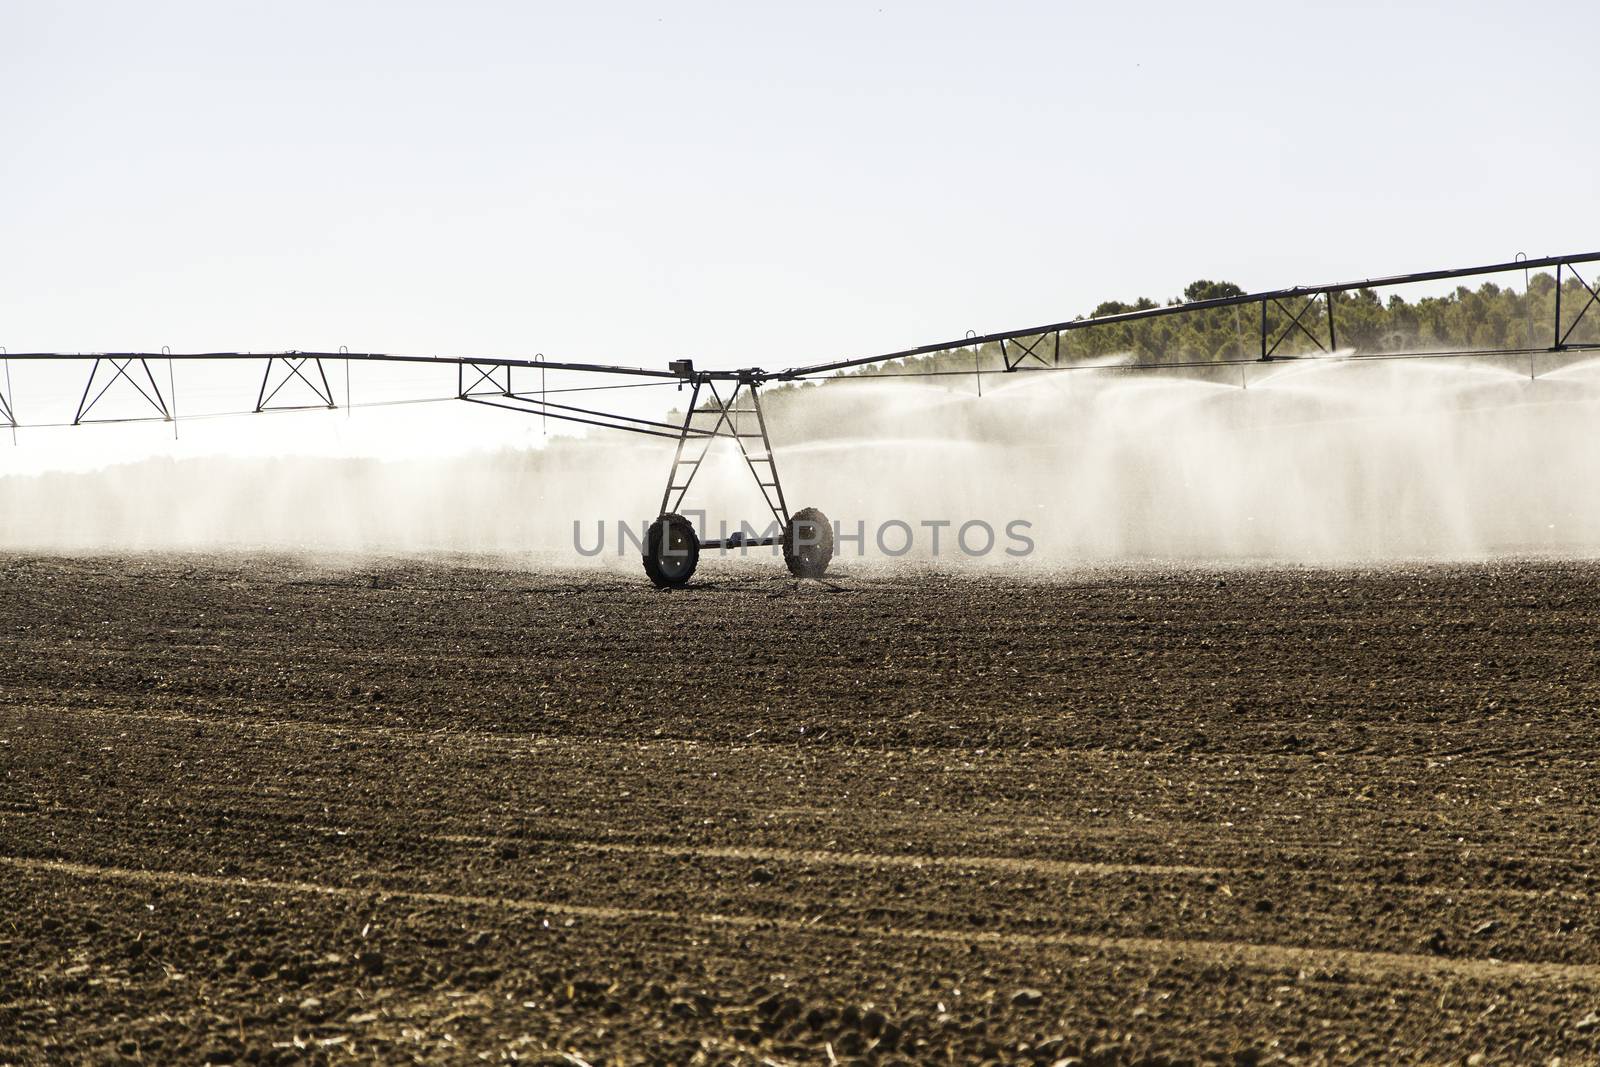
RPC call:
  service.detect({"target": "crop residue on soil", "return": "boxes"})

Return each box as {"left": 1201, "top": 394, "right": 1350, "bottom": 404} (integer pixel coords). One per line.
{"left": 4, "top": 555, "right": 1600, "bottom": 1064}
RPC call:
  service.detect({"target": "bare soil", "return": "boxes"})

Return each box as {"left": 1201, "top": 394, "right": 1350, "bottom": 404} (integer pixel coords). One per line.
{"left": 3, "top": 554, "right": 1600, "bottom": 1065}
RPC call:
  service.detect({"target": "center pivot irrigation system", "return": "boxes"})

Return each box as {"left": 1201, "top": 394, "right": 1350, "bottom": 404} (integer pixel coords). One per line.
{"left": 5, "top": 251, "right": 1599, "bottom": 585}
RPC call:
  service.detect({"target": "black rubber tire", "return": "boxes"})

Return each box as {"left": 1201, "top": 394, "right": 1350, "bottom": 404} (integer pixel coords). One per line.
{"left": 783, "top": 506, "right": 834, "bottom": 580}
{"left": 642, "top": 512, "right": 700, "bottom": 588}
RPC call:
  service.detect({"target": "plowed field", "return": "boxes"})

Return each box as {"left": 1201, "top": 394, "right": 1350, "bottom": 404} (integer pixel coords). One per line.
{"left": 4, "top": 555, "right": 1600, "bottom": 1065}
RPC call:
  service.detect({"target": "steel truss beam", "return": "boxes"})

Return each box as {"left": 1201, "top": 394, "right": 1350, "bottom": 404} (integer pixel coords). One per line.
{"left": 73, "top": 356, "right": 171, "bottom": 425}
{"left": 1556, "top": 262, "right": 1600, "bottom": 349}
{"left": 1262, "top": 291, "right": 1336, "bottom": 359}
{"left": 458, "top": 361, "right": 512, "bottom": 398}
{"left": 256, "top": 355, "right": 336, "bottom": 412}
{"left": 999, "top": 332, "right": 1059, "bottom": 370}
{"left": 6, "top": 250, "right": 1600, "bottom": 443}
{"left": 778, "top": 250, "right": 1600, "bottom": 380}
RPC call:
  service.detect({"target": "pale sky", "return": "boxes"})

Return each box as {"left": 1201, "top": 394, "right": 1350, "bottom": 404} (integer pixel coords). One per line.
{"left": 2, "top": 1, "right": 1598, "bottom": 468}
{"left": 7, "top": 0, "right": 1597, "bottom": 362}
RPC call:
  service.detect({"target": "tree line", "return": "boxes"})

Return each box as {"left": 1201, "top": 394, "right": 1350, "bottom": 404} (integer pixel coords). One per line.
{"left": 844, "top": 269, "right": 1599, "bottom": 377}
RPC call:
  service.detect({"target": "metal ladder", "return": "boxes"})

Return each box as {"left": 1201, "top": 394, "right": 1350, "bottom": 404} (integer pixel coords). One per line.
{"left": 660, "top": 379, "right": 789, "bottom": 530}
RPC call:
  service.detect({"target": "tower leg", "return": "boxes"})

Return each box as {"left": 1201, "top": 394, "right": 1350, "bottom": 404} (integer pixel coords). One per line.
{"left": 644, "top": 371, "right": 827, "bottom": 583}
{"left": 659, "top": 379, "right": 705, "bottom": 518}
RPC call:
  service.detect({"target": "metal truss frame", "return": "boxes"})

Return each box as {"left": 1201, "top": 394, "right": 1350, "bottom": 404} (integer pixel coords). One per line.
{"left": 458, "top": 361, "right": 512, "bottom": 398}
{"left": 73, "top": 356, "right": 172, "bottom": 425}
{"left": 256, "top": 355, "right": 336, "bottom": 412}
{"left": 8, "top": 248, "right": 1600, "bottom": 586}
{"left": 779, "top": 250, "right": 1600, "bottom": 380}
{"left": 999, "top": 332, "right": 1059, "bottom": 370}
{"left": 1262, "top": 291, "right": 1335, "bottom": 359}
{"left": 1556, "top": 262, "right": 1600, "bottom": 349}
{"left": 2, "top": 250, "right": 1596, "bottom": 445}
{"left": 658, "top": 375, "right": 788, "bottom": 533}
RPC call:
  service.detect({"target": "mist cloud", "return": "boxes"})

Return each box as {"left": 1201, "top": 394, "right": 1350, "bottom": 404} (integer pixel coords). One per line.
{"left": 4, "top": 356, "right": 1599, "bottom": 565}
